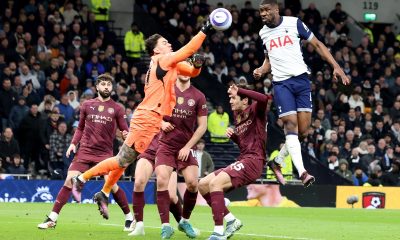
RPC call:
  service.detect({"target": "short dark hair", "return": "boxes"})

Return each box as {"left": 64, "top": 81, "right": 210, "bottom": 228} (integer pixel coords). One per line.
{"left": 260, "top": 0, "right": 278, "bottom": 6}
{"left": 237, "top": 85, "right": 253, "bottom": 105}
{"left": 95, "top": 73, "right": 113, "bottom": 85}
{"left": 145, "top": 34, "right": 163, "bottom": 55}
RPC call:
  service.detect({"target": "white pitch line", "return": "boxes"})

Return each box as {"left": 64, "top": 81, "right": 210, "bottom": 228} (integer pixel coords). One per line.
{"left": 100, "top": 223, "right": 317, "bottom": 240}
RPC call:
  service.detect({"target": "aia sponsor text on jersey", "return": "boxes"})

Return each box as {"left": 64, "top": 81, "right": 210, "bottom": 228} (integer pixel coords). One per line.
{"left": 267, "top": 35, "right": 294, "bottom": 51}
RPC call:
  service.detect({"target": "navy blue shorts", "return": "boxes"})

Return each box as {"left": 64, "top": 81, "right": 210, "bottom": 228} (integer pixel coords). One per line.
{"left": 272, "top": 73, "right": 312, "bottom": 118}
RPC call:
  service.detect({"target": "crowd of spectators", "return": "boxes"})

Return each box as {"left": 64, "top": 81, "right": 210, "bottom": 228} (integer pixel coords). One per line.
{"left": 0, "top": 0, "right": 399, "bottom": 186}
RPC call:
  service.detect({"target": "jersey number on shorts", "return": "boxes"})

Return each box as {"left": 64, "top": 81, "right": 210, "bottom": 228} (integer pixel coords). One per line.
{"left": 231, "top": 162, "right": 245, "bottom": 171}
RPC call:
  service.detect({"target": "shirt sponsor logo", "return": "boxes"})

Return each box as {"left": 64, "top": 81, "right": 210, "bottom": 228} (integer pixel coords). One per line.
{"left": 268, "top": 35, "right": 294, "bottom": 51}
{"left": 90, "top": 114, "right": 113, "bottom": 124}
{"left": 188, "top": 99, "right": 195, "bottom": 107}
{"left": 235, "top": 119, "right": 253, "bottom": 135}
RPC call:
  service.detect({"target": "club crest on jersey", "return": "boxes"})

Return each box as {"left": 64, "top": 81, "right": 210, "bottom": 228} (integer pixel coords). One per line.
{"left": 108, "top": 107, "right": 114, "bottom": 114}
{"left": 177, "top": 97, "right": 184, "bottom": 105}
{"left": 269, "top": 35, "right": 294, "bottom": 51}
{"left": 98, "top": 105, "right": 104, "bottom": 112}
{"left": 188, "top": 99, "right": 195, "bottom": 106}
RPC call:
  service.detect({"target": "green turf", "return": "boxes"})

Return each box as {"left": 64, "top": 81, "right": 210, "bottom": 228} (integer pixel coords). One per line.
{"left": 0, "top": 203, "right": 399, "bottom": 240}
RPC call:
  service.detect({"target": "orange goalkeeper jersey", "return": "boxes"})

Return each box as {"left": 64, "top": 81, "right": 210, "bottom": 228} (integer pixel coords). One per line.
{"left": 136, "top": 32, "right": 206, "bottom": 117}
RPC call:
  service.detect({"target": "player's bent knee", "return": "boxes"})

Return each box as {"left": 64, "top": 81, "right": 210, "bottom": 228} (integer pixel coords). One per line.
{"left": 117, "top": 144, "right": 138, "bottom": 167}
{"left": 186, "top": 180, "right": 198, "bottom": 192}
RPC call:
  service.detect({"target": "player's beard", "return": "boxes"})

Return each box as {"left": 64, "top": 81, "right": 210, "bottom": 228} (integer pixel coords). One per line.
{"left": 264, "top": 15, "right": 277, "bottom": 28}
{"left": 98, "top": 90, "right": 111, "bottom": 99}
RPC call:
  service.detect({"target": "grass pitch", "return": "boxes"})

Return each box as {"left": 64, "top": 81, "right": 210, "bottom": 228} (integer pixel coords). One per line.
{"left": 0, "top": 203, "right": 399, "bottom": 240}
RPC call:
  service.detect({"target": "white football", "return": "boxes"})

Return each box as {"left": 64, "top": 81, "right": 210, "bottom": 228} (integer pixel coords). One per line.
{"left": 209, "top": 8, "right": 232, "bottom": 31}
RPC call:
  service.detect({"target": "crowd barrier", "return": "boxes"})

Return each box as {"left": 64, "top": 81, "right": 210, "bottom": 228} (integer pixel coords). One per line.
{"left": 1, "top": 179, "right": 399, "bottom": 209}
{"left": 0, "top": 179, "right": 155, "bottom": 204}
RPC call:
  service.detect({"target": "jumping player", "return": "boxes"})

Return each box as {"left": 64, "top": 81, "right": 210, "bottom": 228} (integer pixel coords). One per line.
{"left": 71, "top": 20, "right": 213, "bottom": 219}
{"left": 37, "top": 74, "right": 134, "bottom": 231}
{"left": 253, "top": 0, "right": 350, "bottom": 186}
{"left": 129, "top": 72, "right": 207, "bottom": 238}
{"left": 198, "top": 84, "right": 269, "bottom": 240}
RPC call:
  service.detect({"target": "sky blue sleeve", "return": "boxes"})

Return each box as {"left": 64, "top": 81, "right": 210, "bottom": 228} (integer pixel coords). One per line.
{"left": 297, "top": 18, "right": 314, "bottom": 41}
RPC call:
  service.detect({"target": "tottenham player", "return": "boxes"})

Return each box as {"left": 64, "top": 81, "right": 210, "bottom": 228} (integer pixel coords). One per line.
{"left": 253, "top": 0, "right": 350, "bottom": 187}
{"left": 37, "top": 74, "right": 134, "bottom": 231}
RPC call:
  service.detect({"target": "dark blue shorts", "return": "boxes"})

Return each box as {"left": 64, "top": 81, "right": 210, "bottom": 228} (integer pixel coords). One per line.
{"left": 273, "top": 73, "right": 312, "bottom": 118}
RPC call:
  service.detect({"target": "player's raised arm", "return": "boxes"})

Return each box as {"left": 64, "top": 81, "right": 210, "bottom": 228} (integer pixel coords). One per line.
{"left": 159, "top": 20, "right": 212, "bottom": 70}
{"left": 306, "top": 33, "right": 350, "bottom": 85}
{"left": 176, "top": 53, "right": 206, "bottom": 77}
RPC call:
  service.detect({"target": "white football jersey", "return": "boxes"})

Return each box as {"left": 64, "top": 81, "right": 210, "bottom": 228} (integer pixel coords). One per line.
{"left": 259, "top": 16, "right": 314, "bottom": 81}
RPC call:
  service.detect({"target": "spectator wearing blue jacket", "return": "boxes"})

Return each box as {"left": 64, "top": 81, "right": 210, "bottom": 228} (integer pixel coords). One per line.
{"left": 56, "top": 94, "right": 74, "bottom": 124}
{"left": 352, "top": 166, "right": 368, "bottom": 186}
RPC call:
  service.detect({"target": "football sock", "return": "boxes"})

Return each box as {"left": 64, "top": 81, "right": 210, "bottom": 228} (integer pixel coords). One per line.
{"left": 182, "top": 190, "right": 198, "bottom": 220}
{"left": 81, "top": 157, "right": 120, "bottom": 181}
{"left": 286, "top": 134, "right": 306, "bottom": 176}
{"left": 214, "top": 225, "right": 224, "bottom": 235}
{"left": 169, "top": 198, "right": 183, "bottom": 223}
{"left": 224, "top": 212, "right": 235, "bottom": 222}
{"left": 210, "top": 191, "right": 225, "bottom": 226}
{"left": 125, "top": 213, "right": 134, "bottom": 221}
{"left": 203, "top": 192, "right": 230, "bottom": 216}
{"left": 112, "top": 187, "right": 130, "bottom": 215}
{"left": 156, "top": 190, "right": 170, "bottom": 224}
{"left": 275, "top": 143, "right": 288, "bottom": 166}
{"left": 202, "top": 192, "right": 212, "bottom": 206}
{"left": 49, "top": 212, "right": 58, "bottom": 222}
{"left": 132, "top": 191, "right": 145, "bottom": 222}
{"left": 51, "top": 186, "right": 71, "bottom": 215}
{"left": 102, "top": 168, "right": 125, "bottom": 195}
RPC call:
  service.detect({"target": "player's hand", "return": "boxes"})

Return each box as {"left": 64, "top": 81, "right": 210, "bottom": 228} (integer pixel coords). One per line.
{"left": 122, "top": 130, "right": 128, "bottom": 140}
{"left": 191, "top": 53, "right": 206, "bottom": 69}
{"left": 333, "top": 66, "right": 350, "bottom": 85}
{"left": 253, "top": 67, "right": 265, "bottom": 80}
{"left": 178, "top": 146, "right": 191, "bottom": 161}
{"left": 227, "top": 84, "right": 238, "bottom": 97}
{"left": 66, "top": 144, "right": 76, "bottom": 158}
{"left": 200, "top": 18, "right": 213, "bottom": 34}
{"left": 161, "top": 121, "right": 175, "bottom": 132}
{"left": 226, "top": 127, "right": 235, "bottom": 138}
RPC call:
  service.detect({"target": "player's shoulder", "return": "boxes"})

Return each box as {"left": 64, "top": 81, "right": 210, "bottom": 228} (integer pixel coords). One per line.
{"left": 189, "top": 85, "right": 206, "bottom": 100}
{"left": 282, "top": 16, "right": 299, "bottom": 26}
{"left": 107, "top": 99, "right": 124, "bottom": 110}
{"left": 81, "top": 98, "right": 97, "bottom": 107}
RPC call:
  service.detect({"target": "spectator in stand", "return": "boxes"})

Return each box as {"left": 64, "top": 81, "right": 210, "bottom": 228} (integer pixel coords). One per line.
{"left": 49, "top": 121, "right": 71, "bottom": 177}
{"left": 335, "top": 159, "right": 352, "bottom": 182}
{"left": 194, "top": 139, "right": 214, "bottom": 177}
{"left": 380, "top": 160, "right": 400, "bottom": 186}
{"left": 6, "top": 154, "right": 26, "bottom": 174}
{"left": 207, "top": 104, "right": 230, "bottom": 143}
{"left": 0, "top": 127, "right": 20, "bottom": 169}
{"left": 352, "top": 165, "right": 368, "bottom": 186}
{"left": 124, "top": 22, "right": 146, "bottom": 67}
{"left": 8, "top": 95, "right": 29, "bottom": 133}
{"left": 0, "top": 78, "right": 18, "bottom": 131}
{"left": 0, "top": 161, "right": 6, "bottom": 173}
{"left": 56, "top": 94, "right": 74, "bottom": 124}
{"left": 19, "top": 103, "right": 42, "bottom": 172}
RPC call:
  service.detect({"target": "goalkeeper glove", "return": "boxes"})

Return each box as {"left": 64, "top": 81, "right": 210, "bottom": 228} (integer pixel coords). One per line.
{"left": 191, "top": 54, "right": 206, "bottom": 69}
{"left": 200, "top": 18, "right": 213, "bottom": 34}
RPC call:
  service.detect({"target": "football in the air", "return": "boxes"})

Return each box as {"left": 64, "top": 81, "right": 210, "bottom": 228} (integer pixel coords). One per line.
{"left": 209, "top": 8, "right": 232, "bottom": 31}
